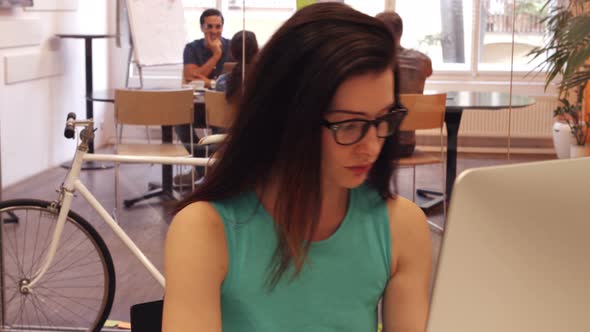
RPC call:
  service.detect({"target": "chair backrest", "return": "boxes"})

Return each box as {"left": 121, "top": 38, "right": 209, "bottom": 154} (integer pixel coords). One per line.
{"left": 399, "top": 93, "right": 446, "bottom": 131}
{"left": 204, "top": 90, "right": 236, "bottom": 128}
{"left": 114, "top": 89, "right": 194, "bottom": 126}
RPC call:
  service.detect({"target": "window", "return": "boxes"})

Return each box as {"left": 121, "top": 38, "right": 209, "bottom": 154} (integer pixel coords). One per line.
{"left": 182, "top": 0, "right": 217, "bottom": 42}
{"left": 182, "top": 0, "right": 216, "bottom": 6}
{"left": 223, "top": 0, "right": 295, "bottom": 45}
{"left": 228, "top": 0, "right": 294, "bottom": 10}
{"left": 182, "top": 0, "right": 296, "bottom": 45}
{"left": 140, "top": 0, "right": 550, "bottom": 83}
{"left": 394, "top": 0, "right": 551, "bottom": 73}
{"left": 396, "top": 0, "right": 473, "bottom": 71}
{"left": 182, "top": 0, "right": 385, "bottom": 45}
{"left": 479, "top": 0, "right": 549, "bottom": 71}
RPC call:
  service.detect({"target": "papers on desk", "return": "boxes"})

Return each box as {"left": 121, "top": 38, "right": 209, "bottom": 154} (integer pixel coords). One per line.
{"left": 104, "top": 320, "right": 131, "bottom": 329}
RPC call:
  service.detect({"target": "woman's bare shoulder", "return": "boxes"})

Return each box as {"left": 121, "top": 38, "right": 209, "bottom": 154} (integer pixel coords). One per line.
{"left": 163, "top": 201, "right": 227, "bottom": 331}
{"left": 386, "top": 195, "right": 428, "bottom": 229}
{"left": 166, "top": 201, "right": 228, "bottom": 271}
{"left": 170, "top": 201, "right": 224, "bottom": 234}
{"left": 385, "top": 196, "right": 431, "bottom": 273}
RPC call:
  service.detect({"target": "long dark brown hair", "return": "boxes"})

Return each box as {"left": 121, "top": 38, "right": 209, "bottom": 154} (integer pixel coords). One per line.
{"left": 226, "top": 30, "right": 259, "bottom": 102}
{"left": 178, "top": 2, "right": 402, "bottom": 287}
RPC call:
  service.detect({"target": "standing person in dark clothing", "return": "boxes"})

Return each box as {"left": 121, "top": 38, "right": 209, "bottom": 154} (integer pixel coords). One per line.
{"left": 376, "top": 11, "right": 433, "bottom": 157}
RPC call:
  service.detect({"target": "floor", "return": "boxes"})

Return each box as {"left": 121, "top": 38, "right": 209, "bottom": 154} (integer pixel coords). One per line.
{"left": 0, "top": 150, "right": 553, "bottom": 328}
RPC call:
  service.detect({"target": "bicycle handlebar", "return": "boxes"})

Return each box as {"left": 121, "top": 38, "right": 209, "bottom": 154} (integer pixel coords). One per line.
{"left": 64, "top": 112, "right": 77, "bottom": 139}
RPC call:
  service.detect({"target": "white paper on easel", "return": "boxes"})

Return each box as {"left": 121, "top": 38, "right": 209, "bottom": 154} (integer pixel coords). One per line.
{"left": 125, "top": 0, "right": 186, "bottom": 67}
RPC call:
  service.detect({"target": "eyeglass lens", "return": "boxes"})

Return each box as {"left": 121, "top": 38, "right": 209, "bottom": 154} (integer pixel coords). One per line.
{"left": 335, "top": 112, "right": 400, "bottom": 145}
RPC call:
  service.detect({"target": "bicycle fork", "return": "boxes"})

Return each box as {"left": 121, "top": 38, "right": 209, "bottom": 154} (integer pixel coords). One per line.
{"left": 20, "top": 190, "right": 74, "bottom": 293}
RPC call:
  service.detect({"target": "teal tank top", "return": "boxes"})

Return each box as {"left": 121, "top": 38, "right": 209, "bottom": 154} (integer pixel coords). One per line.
{"left": 211, "top": 184, "right": 391, "bottom": 332}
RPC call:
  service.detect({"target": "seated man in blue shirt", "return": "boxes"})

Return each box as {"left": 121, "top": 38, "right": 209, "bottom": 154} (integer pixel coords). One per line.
{"left": 175, "top": 9, "right": 230, "bottom": 185}
{"left": 182, "top": 8, "right": 231, "bottom": 86}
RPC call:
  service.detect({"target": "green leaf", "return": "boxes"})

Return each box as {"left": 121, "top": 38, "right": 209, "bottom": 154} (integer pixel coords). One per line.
{"left": 525, "top": 0, "right": 590, "bottom": 93}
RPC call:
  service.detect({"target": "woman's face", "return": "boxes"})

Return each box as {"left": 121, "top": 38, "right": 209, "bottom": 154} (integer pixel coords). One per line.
{"left": 321, "top": 69, "right": 395, "bottom": 190}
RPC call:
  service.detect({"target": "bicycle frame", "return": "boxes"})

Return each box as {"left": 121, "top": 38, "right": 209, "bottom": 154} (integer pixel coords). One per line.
{"left": 22, "top": 123, "right": 212, "bottom": 293}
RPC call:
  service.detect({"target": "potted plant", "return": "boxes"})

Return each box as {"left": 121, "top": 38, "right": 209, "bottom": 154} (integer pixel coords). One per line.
{"left": 553, "top": 88, "right": 590, "bottom": 157}
{"left": 527, "top": 0, "right": 590, "bottom": 158}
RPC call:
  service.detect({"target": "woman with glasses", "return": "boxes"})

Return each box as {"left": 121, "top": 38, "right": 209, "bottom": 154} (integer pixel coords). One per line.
{"left": 163, "top": 3, "right": 432, "bottom": 332}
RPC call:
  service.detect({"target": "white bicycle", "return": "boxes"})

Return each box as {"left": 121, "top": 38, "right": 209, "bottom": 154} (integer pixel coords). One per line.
{"left": 0, "top": 114, "right": 210, "bottom": 331}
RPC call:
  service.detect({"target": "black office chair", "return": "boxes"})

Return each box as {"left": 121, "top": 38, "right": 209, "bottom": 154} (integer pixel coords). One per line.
{"left": 130, "top": 300, "right": 163, "bottom": 332}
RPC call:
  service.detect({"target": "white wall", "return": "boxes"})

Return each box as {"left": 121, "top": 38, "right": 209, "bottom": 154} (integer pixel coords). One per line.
{"left": 0, "top": 0, "right": 111, "bottom": 188}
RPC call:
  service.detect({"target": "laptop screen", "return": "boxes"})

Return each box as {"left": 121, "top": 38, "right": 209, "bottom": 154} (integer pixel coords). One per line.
{"left": 427, "top": 157, "right": 590, "bottom": 332}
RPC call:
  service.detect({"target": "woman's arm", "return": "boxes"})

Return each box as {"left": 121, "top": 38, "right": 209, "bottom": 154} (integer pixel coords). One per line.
{"left": 382, "top": 197, "right": 433, "bottom": 332}
{"left": 162, "top": 201, "right": 228, "bottom": 332}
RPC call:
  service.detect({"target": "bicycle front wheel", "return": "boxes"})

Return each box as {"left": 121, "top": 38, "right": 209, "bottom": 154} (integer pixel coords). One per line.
{"left": 0, "top": 199, "right": 116, "bottom": 332}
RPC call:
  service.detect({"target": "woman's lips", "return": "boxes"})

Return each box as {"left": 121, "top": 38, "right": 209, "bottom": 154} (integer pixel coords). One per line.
{"left": 345, "top": 164, "right": 372, "bottom": 175}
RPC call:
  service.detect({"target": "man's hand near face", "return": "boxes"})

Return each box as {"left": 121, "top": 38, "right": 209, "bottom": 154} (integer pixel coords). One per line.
{"left": 206, "top": 34, "right": 223, "bottom": 57}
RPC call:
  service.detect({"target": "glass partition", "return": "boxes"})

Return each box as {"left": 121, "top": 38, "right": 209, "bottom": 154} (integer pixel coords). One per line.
{"left": 178, "top": 0, "right": 555, "bottom": 263}
{"left": 478, "top": 0, "right": 549, "bottom": 71}
{"left": 395, "top": 0, "right": 473, "bottom": 71}
{"left": 101, "top": 1, "right": 559, "bottom": 325}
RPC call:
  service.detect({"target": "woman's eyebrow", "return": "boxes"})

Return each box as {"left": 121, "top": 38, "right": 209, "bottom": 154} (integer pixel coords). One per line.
{"left": 325, "top": 110, "right": 368, "bottom": 116}
{"left": 327, "top": 103, "right": 396, "bottom": 116}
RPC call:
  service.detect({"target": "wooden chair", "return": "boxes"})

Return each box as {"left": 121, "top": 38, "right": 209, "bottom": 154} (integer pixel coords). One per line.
{"left": 204, "top": 90, "right": 236, "bottom": 129}
{"left": 198, "top": 90, "right": 235, "bottom": 144}
{"left": 398, "top": 93, "right": 447, "bottom": 229}
{"left": 114, "top": 89, "right": 195, "bottom": 211}
{"left": 198, "top": 90, "right": 236, "bottom": 172}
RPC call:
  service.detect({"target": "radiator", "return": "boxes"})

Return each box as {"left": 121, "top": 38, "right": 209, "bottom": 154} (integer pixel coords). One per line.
{"left": 420, "top": 96, "right": 558, "bottom": 139}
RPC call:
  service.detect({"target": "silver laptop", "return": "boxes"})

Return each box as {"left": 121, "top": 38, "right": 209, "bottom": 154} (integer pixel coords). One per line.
{"left": 427, "top": 157, "right": 590, "bottom": 332}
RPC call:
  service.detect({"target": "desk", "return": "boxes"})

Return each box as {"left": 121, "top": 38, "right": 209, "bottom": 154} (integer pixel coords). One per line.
{"left": 418, "top": 91, "right": 536, "bottom": 210}
{"left": 91, "top": 89, "right": 204, "bottom": 204}
{"left": 57, "top": 34, "right": 115, "bottom": 169}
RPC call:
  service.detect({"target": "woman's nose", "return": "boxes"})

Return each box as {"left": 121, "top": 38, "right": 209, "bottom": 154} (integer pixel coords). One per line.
{"left": 357, "top": 125, "right": 382, "bottom": 155}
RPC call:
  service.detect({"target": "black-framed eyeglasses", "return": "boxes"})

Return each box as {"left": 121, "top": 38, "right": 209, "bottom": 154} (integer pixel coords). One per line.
{"left": 321, "top": 106, "right": 407, "bottom": 146}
